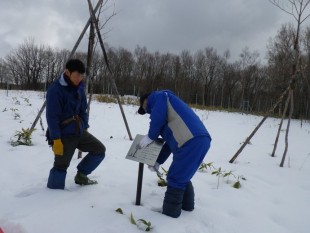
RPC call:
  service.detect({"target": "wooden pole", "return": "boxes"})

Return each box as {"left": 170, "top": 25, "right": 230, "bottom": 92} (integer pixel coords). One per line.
{"left": 280, "top": 90, "right": 294, "bottom": 167}
{"left": 87, "top": 0, "right": 133, "bottom": 141}
{"left": 88, "top": 0, "right": 137, "bottom": 204}
{"left": 78, "top": 6, "right": 97, "bottom": 159}
{"left": 271, "top": 91, "right": 291, "bottom": 157}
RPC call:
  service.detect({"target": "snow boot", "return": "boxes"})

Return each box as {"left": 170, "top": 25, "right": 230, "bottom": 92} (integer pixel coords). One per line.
{"left": 74, "top": 171, "right": 98, "bottom": 185}
{"left": 182, "top": 181, "right": 195, "bottom": 211}
{"left": 162, "top": 186, "right": 184, "bottom": 218}
{"left": 47, "top": 167, "right": 67, "bottom": 189}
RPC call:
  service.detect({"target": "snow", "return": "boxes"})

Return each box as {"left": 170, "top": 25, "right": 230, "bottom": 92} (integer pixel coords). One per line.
{"left": 0, "top": 90, "right": 309, "bottom": 233}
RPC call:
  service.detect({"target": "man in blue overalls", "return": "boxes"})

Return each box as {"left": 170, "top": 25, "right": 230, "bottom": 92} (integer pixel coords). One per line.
{"left": 137, "top": 90, "right": 211, "bottom": 218}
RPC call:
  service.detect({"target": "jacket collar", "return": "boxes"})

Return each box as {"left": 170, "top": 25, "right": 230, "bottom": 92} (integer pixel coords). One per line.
{"left": 59, "top": 73, "right": 84, "bottom": 90}
{"left": 59, "top": 74, "right": 68, "bottom": 86}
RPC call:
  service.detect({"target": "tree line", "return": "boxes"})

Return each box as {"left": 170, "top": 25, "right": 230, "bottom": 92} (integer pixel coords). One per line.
{"left": 0, "top": 23, "right": 310, "bottom": 119}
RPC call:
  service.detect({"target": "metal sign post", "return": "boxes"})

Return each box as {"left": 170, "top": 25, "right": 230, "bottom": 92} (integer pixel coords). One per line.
{"left": 135, "top": 163, "right": 144, "bottom": 205}
{"left": 126, "top": 134, "right": 164, "bottom": 205}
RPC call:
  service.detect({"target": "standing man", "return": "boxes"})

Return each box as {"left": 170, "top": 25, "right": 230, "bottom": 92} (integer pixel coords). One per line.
{"left": 46, "top": 59, "right": 105, "bottom": 189}
{"left": 137, "top": 90, "right": 211, "bottom": 218}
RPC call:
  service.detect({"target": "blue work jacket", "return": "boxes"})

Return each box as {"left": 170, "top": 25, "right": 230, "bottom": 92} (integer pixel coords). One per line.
{"left": 146, "top": 90, "right": 211, "bottom": 152}
{"left": 46, "top": 74, "right": 89, "bottom": 140}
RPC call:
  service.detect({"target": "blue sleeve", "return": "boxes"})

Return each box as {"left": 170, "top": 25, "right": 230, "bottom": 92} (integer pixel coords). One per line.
{"left": 148, "top": 92, "right": 168, "bottom": 140}
{"left": 79, "top": 91, "right": 89, "bottom": 128}
{"left": 156, "top": 143, "right": 171, "bottom": 164}
{"left": 46, "top": 85, "right": 62, "bottom": 140}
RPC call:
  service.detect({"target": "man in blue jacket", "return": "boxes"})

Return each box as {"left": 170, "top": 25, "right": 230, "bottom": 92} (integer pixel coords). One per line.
{"left": 137, "top": 90, "right": 211, "bottom": 218}
{"left": 46, "top": 59, "right": 105, "bottom": 189}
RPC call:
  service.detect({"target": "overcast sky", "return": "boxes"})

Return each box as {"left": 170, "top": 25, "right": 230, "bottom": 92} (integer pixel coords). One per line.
{"left": 0, "top": 0, "right": 302, "bottom": 62}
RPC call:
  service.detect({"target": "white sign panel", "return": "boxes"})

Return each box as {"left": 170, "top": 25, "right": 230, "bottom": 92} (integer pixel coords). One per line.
{"left": 126, "top": 134, "right": 164, "bottom": 166}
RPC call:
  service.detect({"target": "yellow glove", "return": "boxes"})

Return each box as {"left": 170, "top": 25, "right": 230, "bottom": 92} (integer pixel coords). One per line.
{"left": 53, "top": 139, "right": 63, "bottom": 156}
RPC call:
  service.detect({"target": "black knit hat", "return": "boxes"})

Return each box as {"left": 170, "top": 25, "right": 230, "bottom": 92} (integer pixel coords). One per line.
{"left": 65, "top": 59, "right": 86, "bottom": 74}
{"left": 138, "top": 93, "right": 150, "bottom": 115}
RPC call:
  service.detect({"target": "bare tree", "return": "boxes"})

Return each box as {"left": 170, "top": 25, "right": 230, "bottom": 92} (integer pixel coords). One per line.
{"left": 4, "top": 38, "right": 47, "bottom": 90}
{"left": 230, "top": 0, "right": 310, "bottom": 165}
{"left": 201, "top": 47, "right": 220, "bottom": 106}
{"left": 179, "top": 50, "right": 194, "bottom": 101}
{"left": 132, "top": 46, "right": 149, "bottom": 95}
{"left": 270, "top": 0, "right": 310, "bottom": 166}
{"left": 0, "top": 58, "right": 7, "bottom": 85}
{"left": 193, "top": 49, "right": 206, "bottom": 104}
{"left": 238, "top": 47, "right": 260, "bottom": 112}
{"left": 267, "top": 23, "right": 295, "bottom": 115}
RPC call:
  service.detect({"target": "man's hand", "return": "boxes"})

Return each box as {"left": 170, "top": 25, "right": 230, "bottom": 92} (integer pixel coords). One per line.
{"left": 136, "top": 135, "right": 153, "bottom": 149}
{"left": 53, "top": 139, "right": 63, "bottom": 156}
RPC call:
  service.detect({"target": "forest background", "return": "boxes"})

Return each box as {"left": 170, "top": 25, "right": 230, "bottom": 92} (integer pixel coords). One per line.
{"left": 0, "top": 21, "right": 310, "bottom": 119}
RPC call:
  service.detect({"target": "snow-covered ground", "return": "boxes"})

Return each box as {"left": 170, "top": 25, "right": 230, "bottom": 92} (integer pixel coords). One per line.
{"left": 0, "top": 90, "right": 309, "bottom": 233}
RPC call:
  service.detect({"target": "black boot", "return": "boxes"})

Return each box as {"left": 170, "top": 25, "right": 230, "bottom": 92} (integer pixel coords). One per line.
{"left": 182, "top": 181, "right": 195, "bottom": 211}
{"left": 47, "top": 167, "right": 67, "bottom": 189}
{"left": 74, "top": 171, "right": 98, "bottom": 185}
{"left": 162, "top": 186, "right": 184, "bottom": 218}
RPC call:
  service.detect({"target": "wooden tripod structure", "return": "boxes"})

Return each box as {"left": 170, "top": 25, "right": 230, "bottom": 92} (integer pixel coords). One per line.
{"left": 30, "top": 0, "right": 133, "bottom": 141}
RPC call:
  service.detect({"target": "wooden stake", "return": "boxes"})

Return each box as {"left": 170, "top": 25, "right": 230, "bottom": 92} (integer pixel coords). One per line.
{"left": 271, "top": 91, "right": 291, "bottom": 157}
{"left": 280, "top": 90, "right": 294, "bottom": 167}
{"left": 229, "top": 87, "right": 290, "bottom": 163}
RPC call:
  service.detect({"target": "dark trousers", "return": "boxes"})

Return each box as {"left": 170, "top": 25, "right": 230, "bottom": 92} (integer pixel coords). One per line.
{"left": 54, "top": 131, "right": 106, "bottom": 171}
{"left": 47, "top": 131, "right": 105, "bottom": 189}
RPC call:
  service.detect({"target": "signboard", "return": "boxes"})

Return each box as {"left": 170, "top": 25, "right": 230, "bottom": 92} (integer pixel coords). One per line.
{"left": 126, "top": 134, "right": 164, "bottom": 166}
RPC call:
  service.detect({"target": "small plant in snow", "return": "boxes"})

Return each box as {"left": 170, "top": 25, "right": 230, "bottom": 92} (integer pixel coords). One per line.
{"left": 9, "top": 107, "right": 20, "bottom": 120}
{"left": 115, "top": 208, "right": 124, "bottom": 214}
{"left": 22, "top": 97, "right": 31, "bottom": 106}
{"left": 115, "top": 208, "right": 153, "bottom": 231}
{"left": 12, "top": 97, "right": 20, "bottom": 105}
{"left": 130, "top": 213, "right": 153, "bottom": 231}
{"left": 11, "top": 128, "right": 36, "bottom": 146}
{"left": 232, "top": 176, "right": 246, "bottom": 189}
{"left": 198, "top": 162, "right": 215, "bottom": 172}
{"left": 14, "top": 112, "right": 21, "bottom": 120}
{"left": 211, "top": 167, "right": 225, "bottom": 189}
{"left": 199, "top": 161, "right": 245, "bottom": 189}
{"left": 232, "top": 180, "right": 241, "bottom": 189}
{"left": 2, "top": 107, "right": 7, "bottom": 112}
{"left": 10, "top": 108, "right": 18, "bottom": 113}
{"left": 223, "top": 170, "right": 235, "bottom": 184}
